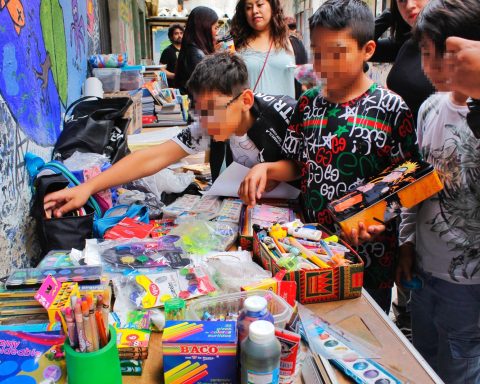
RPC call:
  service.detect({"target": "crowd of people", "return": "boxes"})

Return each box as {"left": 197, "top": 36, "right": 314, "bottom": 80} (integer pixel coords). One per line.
{"left": 46, "top": 0, "right": 480, "bottom": 382}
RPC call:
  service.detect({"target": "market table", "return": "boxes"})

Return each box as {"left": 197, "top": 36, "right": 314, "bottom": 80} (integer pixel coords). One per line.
{"left": 123, "top": 290, "right": 443, "bottom": 384}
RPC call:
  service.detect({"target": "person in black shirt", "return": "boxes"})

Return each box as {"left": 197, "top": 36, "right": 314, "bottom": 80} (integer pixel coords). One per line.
{"left": 160, "top": 24, "right": 184, "bottom": 87}
{"left": 371, "top": 1, "right": 435, "bottom": 120}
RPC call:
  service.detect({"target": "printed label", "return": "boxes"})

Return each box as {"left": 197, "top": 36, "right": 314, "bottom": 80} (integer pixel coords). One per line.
{"left": 247, "top": 368, "right": 279, "bottom": 384}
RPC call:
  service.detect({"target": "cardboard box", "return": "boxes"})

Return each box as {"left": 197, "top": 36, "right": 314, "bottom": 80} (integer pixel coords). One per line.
{"left": 252, "top": 230, "right": 364, "bottom": 304}
{"left": 328, "top": 160, "right": 443, "bottom": 234}
{"left": 163, "top": 321, "right": 237, "bottom": 384}
{"left": 105, "top": 90, "right": 143, "bottom": 135}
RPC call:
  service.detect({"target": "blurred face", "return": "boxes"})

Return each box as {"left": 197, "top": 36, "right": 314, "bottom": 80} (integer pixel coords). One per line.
{"left": 245, "top": 0, "right": 272, "bottom": 32}
{"left": 311, "top": 27, "right": 375, "bottom": 92}
{"left": 420, "top": 37, "right": 450, "bottom": 91}
{"left": 211, "top": 21, "right": 220, "bottom": 44}
{"left": 192, "top": 90, "right": 248, "bottom": 141}
{"left": 396, "top": 0, "right": 429, "bottom": 27}
{"left": 171, "top": 28, "right": 183, "bottom": 44}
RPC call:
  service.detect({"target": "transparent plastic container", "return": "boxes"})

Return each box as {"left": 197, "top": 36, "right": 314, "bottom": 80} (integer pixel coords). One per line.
{"left": 120, "top": 65, "right": 144, "bottom": 90}
{"left": 186, "top": 290, "right": 293, "bottom": 329}
{"left": 93, "top": 68, "right": 121, "bottom": 92}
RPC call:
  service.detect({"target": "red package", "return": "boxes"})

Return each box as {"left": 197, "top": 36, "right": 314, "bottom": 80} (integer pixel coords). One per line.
{"left": 104, "top": 217, "right": 154, "bottom": 239}
{"left": 275, "top": 328, "right": 301, "bottom": 378}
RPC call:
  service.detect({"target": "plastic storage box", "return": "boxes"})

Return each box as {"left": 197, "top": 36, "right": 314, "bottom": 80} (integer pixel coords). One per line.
{"left": 120, "top": 65, "right": 144, "bottom": 90}
{"left": 186, "top": 289, "right": 293, "bottom": 329}
{"left": 93, "top": 68, "right": 121, "bottom": 92}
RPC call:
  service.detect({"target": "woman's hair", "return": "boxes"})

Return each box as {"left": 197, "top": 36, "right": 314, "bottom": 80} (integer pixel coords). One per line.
{"left": 390, "top": 1, "right": 414, "bottom": 42}
{"left": 181, "top": 6, "right": 218, "bottom": 54}
{"left": 230, "top": 0, "right": 290, "bottom": 51}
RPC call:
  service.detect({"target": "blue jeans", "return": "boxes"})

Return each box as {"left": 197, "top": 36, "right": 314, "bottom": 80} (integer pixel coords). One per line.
{"left": 411, "top": 272, "right": 480, "bottom": 384}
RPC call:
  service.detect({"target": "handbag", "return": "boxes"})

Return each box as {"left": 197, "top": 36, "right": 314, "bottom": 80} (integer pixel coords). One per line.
{"left": 53, "top": 96, "right": 133, "bottom": 164}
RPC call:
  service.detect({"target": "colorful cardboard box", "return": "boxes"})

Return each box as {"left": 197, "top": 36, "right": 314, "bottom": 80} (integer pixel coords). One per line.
{"left": 328, "top": 160, "right": 443, "bottom": 234}
{"left": 163, "top": 321, "right": 237, "bottom": 384}
{"left": 253, "top": 230, "right": 364, "bottom": 304}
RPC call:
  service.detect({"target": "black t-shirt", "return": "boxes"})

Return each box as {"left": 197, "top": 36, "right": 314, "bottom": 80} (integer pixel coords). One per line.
{"left": 385, "top": 39, "right": 436, "bottom": 120}
{"left": 160, "top": 44, "right": 180, "bottom": 86}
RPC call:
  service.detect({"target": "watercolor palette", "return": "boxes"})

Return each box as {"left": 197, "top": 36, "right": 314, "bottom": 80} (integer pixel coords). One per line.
{"left": 299, "top": 305, "right": 400, "bottom": 384}
{"left": 37, "top": 250, "right": 75, "bottom": 268}
{"left": 6, "top": 265, "right": 103, "bottom": 289}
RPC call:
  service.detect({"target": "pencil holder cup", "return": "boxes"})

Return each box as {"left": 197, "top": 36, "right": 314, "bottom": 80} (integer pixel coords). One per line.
{"left": 65, "top": 325, "right": 122, "bottom": 384}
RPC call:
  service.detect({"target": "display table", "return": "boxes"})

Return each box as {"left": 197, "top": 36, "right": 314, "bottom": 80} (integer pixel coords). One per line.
{"left": 123, "top": 290, "right": 442, "bottom": 384}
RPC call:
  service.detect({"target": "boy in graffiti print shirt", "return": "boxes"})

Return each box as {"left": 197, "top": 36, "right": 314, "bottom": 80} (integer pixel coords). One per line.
{"left": 239, "top": 0, "right": 420, "bottom": 312}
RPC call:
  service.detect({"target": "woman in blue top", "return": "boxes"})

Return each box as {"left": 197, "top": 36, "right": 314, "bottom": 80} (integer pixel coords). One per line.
{"left": 230, "top": 0, "right": 295, "bottom": 98}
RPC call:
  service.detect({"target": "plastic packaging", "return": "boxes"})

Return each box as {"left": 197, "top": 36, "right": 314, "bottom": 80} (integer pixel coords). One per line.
{"left": 171, "top": 220, "right": 238, "bottom": 254}
{"left": 237, "top": 296, "right": 275, "bottom": 343}
{"left": 284, "top": 220, "right": 322, "bottom": 241}
{"left": 187, "top": 290, "right": 293, "bottom": 329}
{"left": 92, "top": 68, "right": 121, "bottom": 92}
{"left": 120, "top": 65, "right": 144, "bottom": 90}
{"left": 89, "top": 53, "right": 127, "bottom": 68}
{"left": 241, "top": 320, "right": 281, "bottom": 384}
{"left": 164, "top": 297, "right": 186, "bottom": 320}
{"left": 205, "top": 252, "right": 272, "bottom": 293}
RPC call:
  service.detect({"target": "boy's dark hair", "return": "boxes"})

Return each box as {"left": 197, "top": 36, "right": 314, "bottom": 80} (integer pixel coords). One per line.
{"left": 168, "top": 24, "right": 184, "bottom": 41}
{"left": 309, "top": 0, "right": 374, "bottom": 47}
{"left": 413, "top": 0, "right": 480, "bottom": 56}
{"left": 186, "top": 52, "right": 249, "bottom": 96}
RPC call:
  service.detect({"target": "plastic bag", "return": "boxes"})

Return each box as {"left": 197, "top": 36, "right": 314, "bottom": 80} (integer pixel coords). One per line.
{"left": 117, "top": 188, "right": 164, "bottom": 218}
{"left": 170, "top": 220, "right": 238, "bottom": 254}
{"left": 204, "top": 251, "right": 272, "bottom": 293}
{"left": 142, "top": 168, "right": 195, "bottom": 195}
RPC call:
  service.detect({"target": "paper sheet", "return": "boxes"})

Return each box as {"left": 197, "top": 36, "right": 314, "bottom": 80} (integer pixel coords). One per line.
{"left": 204, "top": 162, "right": 300, "bottom": 199}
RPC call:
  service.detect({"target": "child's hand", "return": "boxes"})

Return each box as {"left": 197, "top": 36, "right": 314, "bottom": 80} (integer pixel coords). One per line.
{"left": 238, "top": 163, "right": 270, "bottom": 206}
{"left": 44, "top": 184, "right": 92, "bottom": 218}
{"left": 342, "top": 221, "right": 385, "bottom": 247}
{"left": 395, "top": 243, "right": 416, "bottom": 288}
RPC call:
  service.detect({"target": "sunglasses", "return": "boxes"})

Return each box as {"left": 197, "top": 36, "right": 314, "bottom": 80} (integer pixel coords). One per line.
{"left": 466, "top": 97, "right": 480, "bottom": 139}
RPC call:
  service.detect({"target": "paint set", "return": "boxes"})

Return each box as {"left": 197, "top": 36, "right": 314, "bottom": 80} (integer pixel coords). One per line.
{"left": 5, "top": 265, "right": 103, "bottom": 289}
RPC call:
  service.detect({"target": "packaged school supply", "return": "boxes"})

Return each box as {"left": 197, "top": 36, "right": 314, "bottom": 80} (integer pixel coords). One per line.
{"left": 328, "top": 160, "right": 443, "bottom": 234}
{"left": 253, "top": 224, "right": 364, "bottom": 304}
{"left": 163, "top": 320, "right": 238, "bottom": 384}
{"left": 104, "top": 217, "right": 155, "bottom": 239}
{"left": 240, "top": 203, "right": 296, "bottom": 250}
{"left": 275, "top": 328, "right": 301, "bottom": 379}
{"left": 299, "top": 305, "right": 401, "bottom": 384}
{"left": 120, "top": 359, "right": 145, "bottom": 376}
{"left": 94, "top": 204, "right": 150, "bottom": 238}
{"left": 7, "top": 265, "right": 103, "bottom": 289}
{"left": 215, "top": 198, "right": 244, "bottom": 223}
{"left": 0, "top": 330, "right": 67, "bottom": 383}
{"left": 187, "top": 290, "right": 293, "bottom": 329}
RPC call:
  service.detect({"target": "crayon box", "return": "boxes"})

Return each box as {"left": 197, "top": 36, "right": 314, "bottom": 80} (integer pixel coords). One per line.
{"left": 163, "top": 321, "right": 238, "bottom": 384}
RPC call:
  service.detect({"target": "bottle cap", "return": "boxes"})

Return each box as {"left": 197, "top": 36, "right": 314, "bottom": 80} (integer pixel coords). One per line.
{"left": 248, "top": 320, "right": 275, "bottom": 344}
{"left": 244, "top": 296, "right": 268, "bottom": 313}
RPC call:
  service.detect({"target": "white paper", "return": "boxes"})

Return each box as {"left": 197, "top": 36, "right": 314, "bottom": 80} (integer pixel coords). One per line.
{"left": 205, "top": 162, "right": 300, "bottom": 199}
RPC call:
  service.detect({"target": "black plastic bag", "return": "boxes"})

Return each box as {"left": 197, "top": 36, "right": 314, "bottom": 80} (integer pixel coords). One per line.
{"left": 53, "top": 96, "right": 133, "bottom": 164}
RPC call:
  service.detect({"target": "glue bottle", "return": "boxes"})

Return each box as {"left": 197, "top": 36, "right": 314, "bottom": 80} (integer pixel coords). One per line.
{"left": 237, "top": 296, "right": 274, "bottom": 343}
{"left": 284, "top": 220, "right": 322, "bottom": 241}
{"left": 241, "top": 320, "right": 281, "bottom": 384}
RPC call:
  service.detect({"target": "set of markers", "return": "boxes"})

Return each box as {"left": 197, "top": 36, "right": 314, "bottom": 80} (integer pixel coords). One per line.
{"left": 35, "top": 275, "right": 112, "bottom": 353}
{"left": 257, "top": 221, "right": 357, "bottom": 272}
{"left": 65, "top": 289, "right": 111, "bottom": 352}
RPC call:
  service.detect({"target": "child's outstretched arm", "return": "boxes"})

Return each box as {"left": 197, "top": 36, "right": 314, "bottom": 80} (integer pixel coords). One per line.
{"left": 238, "top": 160, "right": 301, "bottom": 206}
{"left": 44, "top": 140, "right": 188, "bottom": 217}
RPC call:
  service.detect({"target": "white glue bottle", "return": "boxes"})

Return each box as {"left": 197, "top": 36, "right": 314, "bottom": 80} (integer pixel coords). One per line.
{"left": 241, "top": 320, "right": 281, "bottom": 384}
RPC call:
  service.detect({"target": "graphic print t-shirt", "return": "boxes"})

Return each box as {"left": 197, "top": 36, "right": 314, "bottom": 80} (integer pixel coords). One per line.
{"left": 281, "top": 84, "right": 419, "bottom": 288}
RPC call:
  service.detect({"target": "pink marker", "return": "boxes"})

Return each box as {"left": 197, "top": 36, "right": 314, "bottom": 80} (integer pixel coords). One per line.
{"left": 65, "top": 307, "right": 78, "bottom": 348}
{"left": 74, "top": 302, "right": 87, "bottom": 352}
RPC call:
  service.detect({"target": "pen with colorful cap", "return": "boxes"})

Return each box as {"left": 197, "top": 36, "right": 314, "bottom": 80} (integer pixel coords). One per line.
{"left": 81, "top": 300, "right": 94, "bottom": 352}
{"left": 74, "top": 301, "right": 87, "bottom": 352}
{"left": 102, "top": 287, "right": 111, "bottom": 339}
{"left": 65, "top": 307, "right": 78, "bottom": 348}
{"left": 87, "top": 293, "right": 99, "bottom": 351}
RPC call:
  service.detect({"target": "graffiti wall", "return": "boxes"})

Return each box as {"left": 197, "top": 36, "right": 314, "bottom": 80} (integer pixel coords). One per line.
{"left": 0, "top": 0, "right": 100, "bottom": 275}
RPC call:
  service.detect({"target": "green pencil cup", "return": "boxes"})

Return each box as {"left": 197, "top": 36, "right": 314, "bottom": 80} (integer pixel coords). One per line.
{"left": 65, "top": 325, "right": 122, "bottom": 384}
